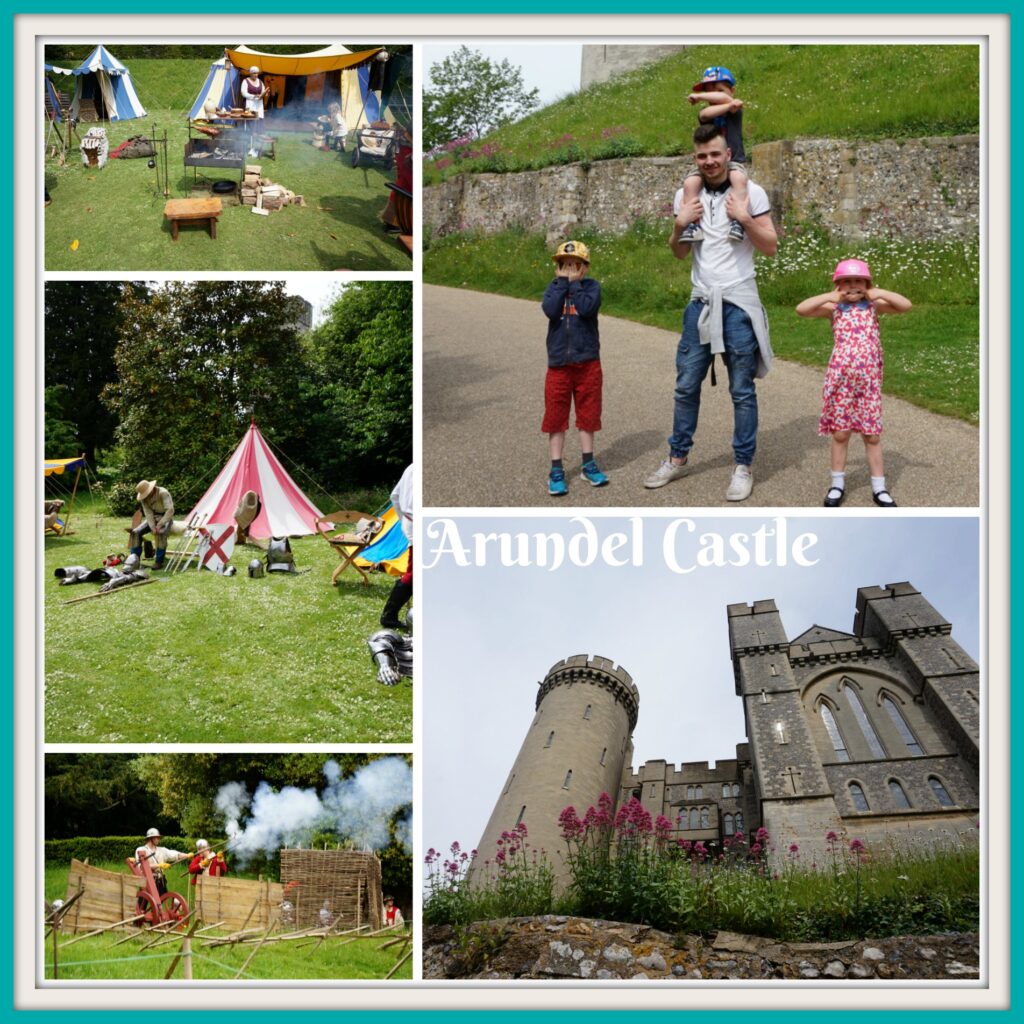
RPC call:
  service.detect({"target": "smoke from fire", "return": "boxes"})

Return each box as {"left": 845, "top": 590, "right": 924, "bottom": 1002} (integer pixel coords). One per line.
{"left": 214, "top": 758, "right": 412, "bottom": 864}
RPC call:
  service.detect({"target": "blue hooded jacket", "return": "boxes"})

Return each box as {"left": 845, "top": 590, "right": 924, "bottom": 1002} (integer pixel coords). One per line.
{"left": 541, "top": 277, "right": 602, "bottom": 367}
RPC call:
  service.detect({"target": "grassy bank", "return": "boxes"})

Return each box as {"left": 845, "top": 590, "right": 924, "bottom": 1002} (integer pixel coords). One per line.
{"left": 423, "top": 225, "right": 979, "bottom": 423}
{"left": 424, "top": 44, "right": 979, "bottom": 184}
{"left": 44, "top": 507, "right": 411, "bottom": 744}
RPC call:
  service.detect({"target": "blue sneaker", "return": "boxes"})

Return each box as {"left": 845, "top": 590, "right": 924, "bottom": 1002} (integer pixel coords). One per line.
{"left": 548, "top": 467, "right": 568, "bottom": 496}
{"left": 581, "top": 460, "right": 609, "bottom": 487}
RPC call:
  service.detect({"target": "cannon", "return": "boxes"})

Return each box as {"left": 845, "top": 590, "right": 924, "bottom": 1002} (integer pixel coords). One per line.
{"left": 125, "top": 851, "right": 189, "bottom": 928}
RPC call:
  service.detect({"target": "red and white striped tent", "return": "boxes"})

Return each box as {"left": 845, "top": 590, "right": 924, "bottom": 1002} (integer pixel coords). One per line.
{"left": 187, "top": 422, "right": 323, "bottom": 539}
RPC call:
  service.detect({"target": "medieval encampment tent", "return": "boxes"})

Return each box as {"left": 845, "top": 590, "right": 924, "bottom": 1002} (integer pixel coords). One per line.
{"left": 190, "top": 44, "right": 400, "bottom": 128}
{"left": 48, "top": 46, "right": 147, "bottom": 122}
{"left": 187, "top": 422, "right": 323, "bottom": 539}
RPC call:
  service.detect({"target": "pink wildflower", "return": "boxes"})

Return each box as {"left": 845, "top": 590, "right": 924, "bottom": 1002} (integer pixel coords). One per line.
{"left": 788, "top": 843, "right": 800, "bottom": 855}
{"left": 849, "top": 838, "right": 865, "bottom": 853}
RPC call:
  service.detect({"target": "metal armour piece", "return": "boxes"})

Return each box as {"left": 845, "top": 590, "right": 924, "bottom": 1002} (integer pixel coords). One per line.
{"left": 367, "top": 629, "right": 413, "bottom": 685}
{"left": 98, "top": 569, "right": 149, "bottom": 594}
{"left": 248, "top": 558, "right": 265, "bottom": 579}
{"left": 266, "top": 536, "right": 296, "bottom": 573}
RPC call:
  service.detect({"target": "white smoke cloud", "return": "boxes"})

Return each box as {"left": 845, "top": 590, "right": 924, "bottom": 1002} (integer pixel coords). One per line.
{"left": 214, "top": 757, "right": 412, "bottom": 864}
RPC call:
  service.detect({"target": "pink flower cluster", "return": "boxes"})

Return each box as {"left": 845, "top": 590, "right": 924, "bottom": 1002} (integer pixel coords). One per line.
{"left": 559, "top": 792, "right": 614, "bottom": 841}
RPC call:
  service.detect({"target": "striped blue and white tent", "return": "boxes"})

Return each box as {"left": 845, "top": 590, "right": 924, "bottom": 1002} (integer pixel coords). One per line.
{"left": 56, "top": 45, "right": 147, "bottom": 122}
{"left": 188, "top": 58, "right": 241, "bottom": 121}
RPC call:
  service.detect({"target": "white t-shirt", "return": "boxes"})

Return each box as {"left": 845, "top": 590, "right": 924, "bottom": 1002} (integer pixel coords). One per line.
{"left": 391, "top": 464, "right": 414, "bottom": 544}
{"left": 673, "top": 180, "right": 771, "bottom": 290}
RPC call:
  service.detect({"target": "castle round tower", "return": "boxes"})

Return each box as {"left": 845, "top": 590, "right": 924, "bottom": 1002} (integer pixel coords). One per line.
{"left": 474, "top": 655, "right": 639, "bottom": 887}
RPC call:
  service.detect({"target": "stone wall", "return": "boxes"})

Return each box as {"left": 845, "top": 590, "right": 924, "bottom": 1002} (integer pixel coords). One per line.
{"left": 423, "top": 135, "right": 978, "bottom": 243}
{"left": 425, "top": 918, "right": 981, "bottom": 980}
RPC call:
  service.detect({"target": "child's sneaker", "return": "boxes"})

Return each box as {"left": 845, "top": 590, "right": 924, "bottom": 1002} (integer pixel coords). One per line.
{"left": 680, "top": 222, "right": 703, "bottom": 243}
{"left": 548, "top": 467, "right": 568, "bottom": 496}
{"left": 581, "top": 460, "right": 609, "bottom": 487}
{"left": 728, "top": 220, "right": 746, "bottom": 243}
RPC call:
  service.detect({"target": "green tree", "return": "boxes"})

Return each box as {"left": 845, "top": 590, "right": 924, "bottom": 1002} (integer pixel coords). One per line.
{"left": 43, "top": 386, "right": 80, "bottom": 456}
{"left": 44, "top": 755, "right": 175, "bottom": 840}
{"left": 299, "top": 281, "right": 412, "bottom": 487}
{"left": 423, "top": 45, "right": 540, "bottom": 150}
{"left": 101, "top": 282, "right": 311, "bottom": 504}
{"left": 44, "top": 281, "right": 142, "bottom": 464}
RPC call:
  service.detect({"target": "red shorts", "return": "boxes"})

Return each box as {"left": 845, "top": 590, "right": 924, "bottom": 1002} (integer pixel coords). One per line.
{"left": 542, "top": 360, "right": 603, "bottom": 433}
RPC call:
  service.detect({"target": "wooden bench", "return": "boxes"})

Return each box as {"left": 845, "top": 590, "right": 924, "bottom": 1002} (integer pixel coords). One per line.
{"left": 164, "top": 197, "right": 222, "bottom": 241}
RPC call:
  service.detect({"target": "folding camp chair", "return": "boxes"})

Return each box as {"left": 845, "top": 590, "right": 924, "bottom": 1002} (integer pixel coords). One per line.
{"left": 313, "top": 510, "right": 385, "bottom": 585}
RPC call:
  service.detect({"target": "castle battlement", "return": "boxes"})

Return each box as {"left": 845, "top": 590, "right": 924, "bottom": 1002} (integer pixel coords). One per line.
{"left": 537, "top": 654, "right": 639, "bottom": 730}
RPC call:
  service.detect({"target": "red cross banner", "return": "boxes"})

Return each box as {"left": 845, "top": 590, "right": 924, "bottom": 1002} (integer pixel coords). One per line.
{"left": 197, "top": 523, "right": 236, "bottom": 573}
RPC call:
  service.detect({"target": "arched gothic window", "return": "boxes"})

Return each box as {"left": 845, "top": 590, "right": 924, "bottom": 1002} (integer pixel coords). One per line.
{"left": 724, "top": 813, "right": 734, "bottom": 835}
{"left": 928, "top": 776, "right": 955, "bottom": 806}
{"left": 735, "top": 812, "right": 744, "bottom": 833}
{"left": 843, "top": 684, "right": 886, "bottom": 758}
{"left": 882, "top": 695, "right": 924, "bottom": 755}
{"left": 689, "top": 807, "right": 699, "bottom": 830}
{"left": 562, "top": 770, "right": 573, "bottom": 790}
{"left": 722, "top": 784, "right": 730, "bottom": 798}
{"left": 544, "top": 731, "right": 555, "bottom": 748}
{"left": 820, "top": 702, "right": 850, "bottom": 761}
{"left": 888, "top": 779, "right": 911, "bottom": 808}
{"left": 583, "top": 704, "right": 592, "bottom": 720}
{"left": 848, "top": 782, "right": 870, "bottom": 812}
{"left": 699, "top": 807, "right": 710, "bottom": 828}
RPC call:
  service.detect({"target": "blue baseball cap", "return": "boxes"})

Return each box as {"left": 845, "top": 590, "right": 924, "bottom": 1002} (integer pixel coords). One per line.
{"left": 694, "top": 65, "right": 737, "bottom": 89}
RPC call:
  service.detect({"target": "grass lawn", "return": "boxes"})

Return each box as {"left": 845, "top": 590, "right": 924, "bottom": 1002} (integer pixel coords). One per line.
{"left": 44, "top": 862, "right": 411, "bottom": 980}
{"left": 45, "top": 109, "right": 410, "bottom": 271}
{"left": 424, "top": 226, "right": 979, "bottom": 424}
{"left": 44, "top": 510, "right": 412, "bottom": 744}
{"left": 425, "top": 43, "right": 978, "bottom": 183}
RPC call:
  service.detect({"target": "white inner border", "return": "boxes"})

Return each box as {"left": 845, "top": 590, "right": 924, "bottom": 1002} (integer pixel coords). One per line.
{"left": 15, "top": 11, "right": 1006, "bottom": 1013}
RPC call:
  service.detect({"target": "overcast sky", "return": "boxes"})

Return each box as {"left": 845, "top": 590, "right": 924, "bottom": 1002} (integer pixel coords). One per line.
{"left": 421, "top": 514, "right": 980, "bottom": 866}
{"left": 280, "top": 276, "right": 345, "bottom": 327}
{"left": 424, "top": 43, "right": 582, "bottom": 110}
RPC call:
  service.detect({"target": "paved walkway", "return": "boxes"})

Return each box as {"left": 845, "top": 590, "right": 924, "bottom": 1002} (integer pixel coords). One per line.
{"left": 423, "top": 285, "right": 980, "bottom": 509}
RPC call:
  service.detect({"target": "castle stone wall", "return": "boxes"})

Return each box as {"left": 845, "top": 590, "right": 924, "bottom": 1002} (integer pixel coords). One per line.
{"left": 424, "top": 135, "right": 978, "bottom": 243}
{"left": 579, "top": 44, "right": 688, "bottom": 89}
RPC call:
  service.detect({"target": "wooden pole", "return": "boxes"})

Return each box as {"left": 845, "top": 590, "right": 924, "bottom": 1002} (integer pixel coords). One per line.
{"left": 61, "top": 457, "right": 84, "bottom": 537}
{"left": 52, "top": 920, "right": 59, "bottom": 979}
{"left": 61, "top": 577, "right": 158, "bottom": 605}
{"left": 182, "top": 935, "right": 193, "bottom": 980}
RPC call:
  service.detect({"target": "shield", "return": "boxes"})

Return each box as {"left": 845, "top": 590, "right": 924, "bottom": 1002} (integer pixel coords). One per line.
{"left": 197, "top": 523, "right": 236, "bottom": 573}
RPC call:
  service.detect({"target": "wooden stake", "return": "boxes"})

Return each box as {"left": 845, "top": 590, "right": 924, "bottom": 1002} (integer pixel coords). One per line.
{"left": 384, "top": 948, "right": 412, "bottom": 980}
{"left": 234, "top": 917, "right": 276, "bottom": 979}
{"left": 59, "top": 914, "right": 144, "bottom": 947}
{"left": 163, "top": 917, "right": 201, "bottom": 979}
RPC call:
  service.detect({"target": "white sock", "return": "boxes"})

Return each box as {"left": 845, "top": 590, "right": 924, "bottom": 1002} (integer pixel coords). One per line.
{"left": 871, "top": 476, "right": 886, "bottom": 494}
{"left": 830, "top": 471, "right": 845, "bottom": 491}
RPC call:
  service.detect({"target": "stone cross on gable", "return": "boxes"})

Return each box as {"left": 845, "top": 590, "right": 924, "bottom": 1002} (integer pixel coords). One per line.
{"left": 781, "top": 767, "right": 802, "bottom": 794}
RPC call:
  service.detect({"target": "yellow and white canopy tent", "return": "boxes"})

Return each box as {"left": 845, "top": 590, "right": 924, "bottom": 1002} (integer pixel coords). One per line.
{"left": 209, "top": 44, "right": 392, "bottom": 129}
{"left": 43, "top": 455, "right": 87, "bottom": 536}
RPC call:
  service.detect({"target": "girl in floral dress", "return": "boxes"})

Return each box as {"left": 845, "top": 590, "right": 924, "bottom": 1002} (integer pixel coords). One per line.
{"left": 796, "top": 259, "right": 912, "bottom": 507}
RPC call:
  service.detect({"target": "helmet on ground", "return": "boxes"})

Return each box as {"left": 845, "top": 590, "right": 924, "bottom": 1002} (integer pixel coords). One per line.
{"left": 124, "top": 553, "right": 140, "bottom": 571}
{"left": 832, "top": 258, "right": 872, "bottom": 283}
{"left": 694, "top": 65, "right": 736, "bottom": 90}
{"left": 552, "top": 240, "right": 590, "bottom": 264}
{"left": 248, "top": 558, "right": 265, "bottom": 579}
{"left": 146, "top": 827, "right": 161, "bottom": 839}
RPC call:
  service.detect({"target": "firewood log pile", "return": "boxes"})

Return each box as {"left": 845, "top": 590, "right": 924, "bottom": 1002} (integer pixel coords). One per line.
{"left": 240, "top": 164, "right": 305, "bottom": 213}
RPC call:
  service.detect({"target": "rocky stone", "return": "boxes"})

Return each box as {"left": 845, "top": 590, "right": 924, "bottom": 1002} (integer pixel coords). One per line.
{"left": 823, "top": 960, "right": 847, "bottom": 978}
{"left": 602, "top": 943, "right": 633, "bottom": 963}
{"left": 918, "top": 946, "right": 938, "bottom": 959}
{"left": 637, "top": 952, "right": 667, "bottom": 972}
{"left": 848, "top": 963, "right": 873, "bottom": 978}
{"left": 798, "top": 961, "right": 820, "bottom": 978}
{"left": 862, "top": 947, "right": 886, "bottom": 961}
{"left": 946, "top": 961, "right": 980, "bottom": 976}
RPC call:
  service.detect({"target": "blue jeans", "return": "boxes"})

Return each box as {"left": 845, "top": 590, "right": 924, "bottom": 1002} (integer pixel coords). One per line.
{"left": 669, "top": 300, "right": 759, "bottom": 466}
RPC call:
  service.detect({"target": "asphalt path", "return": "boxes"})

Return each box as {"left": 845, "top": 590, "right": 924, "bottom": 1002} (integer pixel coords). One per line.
{"left": 423, "top": 285, "right": 980, "bottom": 510}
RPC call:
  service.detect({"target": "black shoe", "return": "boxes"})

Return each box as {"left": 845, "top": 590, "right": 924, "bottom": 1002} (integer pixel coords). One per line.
{"left": 872, "top": 490, "right": 898, "bottom": 507}
{"left": 823, "top": 487, "right": 845, "bottom": 507}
